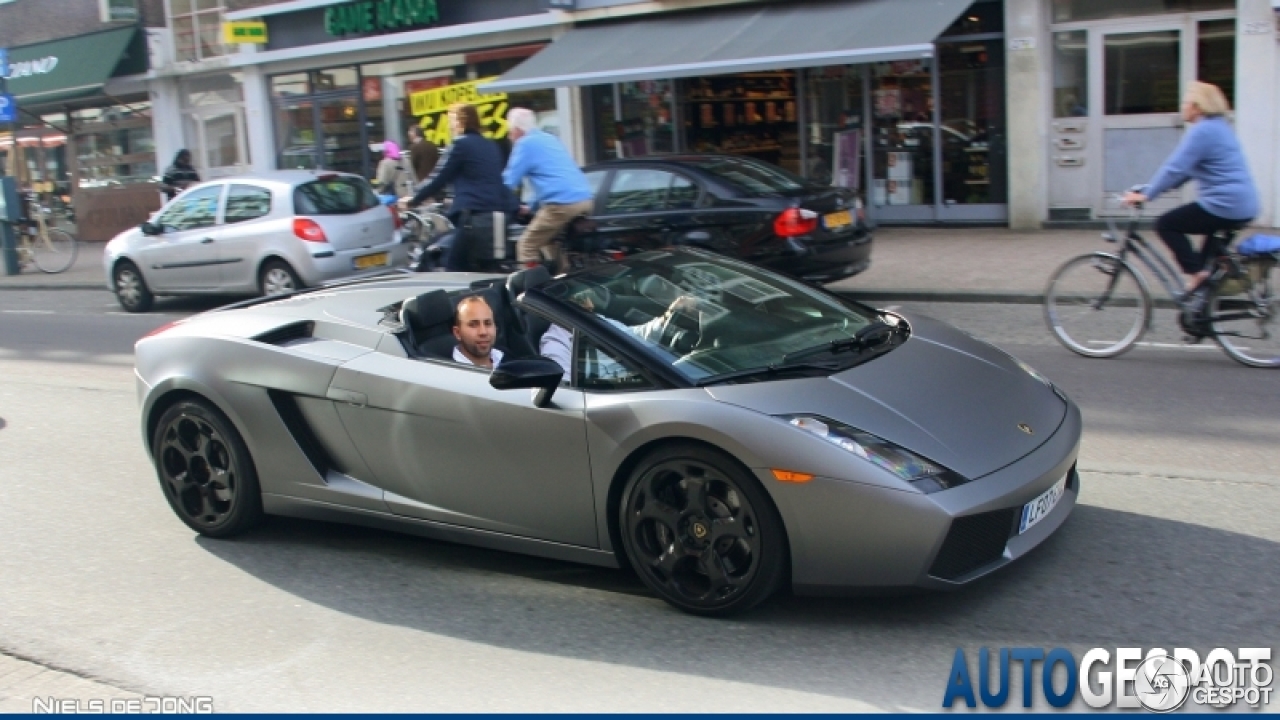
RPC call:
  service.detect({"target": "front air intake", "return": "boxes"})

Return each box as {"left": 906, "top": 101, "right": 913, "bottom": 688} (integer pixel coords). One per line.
{"left": 928, "top": 508, "right": 1017, "bottom": 581}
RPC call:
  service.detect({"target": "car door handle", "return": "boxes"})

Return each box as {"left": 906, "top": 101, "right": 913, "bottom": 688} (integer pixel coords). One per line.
{"left": 200, "top": 237, "right": 215, "bottom": 244}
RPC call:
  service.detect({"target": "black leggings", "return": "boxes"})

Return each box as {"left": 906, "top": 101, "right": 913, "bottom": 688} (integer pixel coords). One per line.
{"left": 1155, "top": 203, "right": 1249, "bottom": 274}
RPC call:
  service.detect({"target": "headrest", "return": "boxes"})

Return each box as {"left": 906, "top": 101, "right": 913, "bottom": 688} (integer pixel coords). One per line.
{"left": 507, "top": 265, "right": 552, "bottom": 300}
{"left": 400, "top": 290, "right": 452, "bottom": 334}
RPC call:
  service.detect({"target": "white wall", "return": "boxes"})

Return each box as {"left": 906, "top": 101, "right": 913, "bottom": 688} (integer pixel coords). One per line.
{"left": 148, "top": 76, "right": 186, "bottom": 173}
{"left": 1237, "top": 0, "right": 1277, "bottom": 227}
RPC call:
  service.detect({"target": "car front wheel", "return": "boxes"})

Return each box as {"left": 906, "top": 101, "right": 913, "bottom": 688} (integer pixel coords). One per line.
{"left": 113, "top": 260, "right": 154, "bottom": 313}
{"left": 619, "top": 443, "right": 788, "bottom": 616}
{"left": 151, "top": 400, "right": 264, "bottom": 538}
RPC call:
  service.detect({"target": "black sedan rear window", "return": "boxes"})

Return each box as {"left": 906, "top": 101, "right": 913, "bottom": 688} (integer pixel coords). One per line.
{"left": 294, "top": 178, "right": 378, "bottom": 215}
{"left": 681, "top": 156, "right": 812, "bottom": 195}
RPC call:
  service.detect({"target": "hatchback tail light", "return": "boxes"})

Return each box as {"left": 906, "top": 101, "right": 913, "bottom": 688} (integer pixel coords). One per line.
{"left": 388, "top": 204, "right": 402, "bottom": 229}
{"left": 774, "top": 207, "right": 819, "bottom": 237}
{"left": 293, "top": 217, "right": 328, "bottom": 243}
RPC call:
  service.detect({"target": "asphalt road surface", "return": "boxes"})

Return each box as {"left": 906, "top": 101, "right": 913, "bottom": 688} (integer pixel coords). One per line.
{"left": 1, "top": 290, "right": 1276, "bottom": 711}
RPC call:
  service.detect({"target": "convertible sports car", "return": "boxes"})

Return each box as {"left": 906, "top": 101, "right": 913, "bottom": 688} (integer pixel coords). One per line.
{"left": 136, "top": 249, "right": 1080, "bottom": 615}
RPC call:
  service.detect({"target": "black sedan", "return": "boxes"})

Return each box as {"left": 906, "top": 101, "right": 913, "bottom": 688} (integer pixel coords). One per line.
{"left": 570, "top": 155, "right": 872, "bottom": 283}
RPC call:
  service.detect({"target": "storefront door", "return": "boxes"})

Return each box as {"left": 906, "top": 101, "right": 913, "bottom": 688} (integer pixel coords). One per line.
{"left": 1093, "top": 23, "right": 1188, "bottom": 218}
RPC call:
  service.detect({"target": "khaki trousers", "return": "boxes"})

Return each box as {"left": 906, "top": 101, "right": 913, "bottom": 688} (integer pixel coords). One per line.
{"left": 516, "top": 199, "right": 595, "bottom": 263}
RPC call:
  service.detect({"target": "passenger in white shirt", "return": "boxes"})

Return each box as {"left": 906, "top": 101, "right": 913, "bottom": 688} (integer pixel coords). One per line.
{"left": 451, "top": 295, "right": 504, "bottom": 369}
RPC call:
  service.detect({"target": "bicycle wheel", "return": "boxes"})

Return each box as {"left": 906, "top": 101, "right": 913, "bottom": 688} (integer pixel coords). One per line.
{"left": 1044, "top": 252, "right": 1151, "bottom": 358}
{"left": 32, "top": 228, "right": 78, "bottom": 274}
{"left": 1209, "top": 262, "right": 1280, "bottom": 368}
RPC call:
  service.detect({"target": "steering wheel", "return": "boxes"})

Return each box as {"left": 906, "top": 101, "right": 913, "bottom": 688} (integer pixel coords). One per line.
{"left": 655, "top": 307, "right": 700, "bottom": 353}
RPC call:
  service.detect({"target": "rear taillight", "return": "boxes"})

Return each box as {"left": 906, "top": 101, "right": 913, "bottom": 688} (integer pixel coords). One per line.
{"left": 388, "top": 204, "right": 402, "bottom": 229}
{"left": 774, "top": 207, "right": 819, "bottom": 237}
{"left": 293, "top": 217, "right": 328, "bottom": 243}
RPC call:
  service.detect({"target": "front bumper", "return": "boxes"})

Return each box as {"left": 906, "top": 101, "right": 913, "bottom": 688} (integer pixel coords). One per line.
{"left": 772, "top": 398, "right": 1082, "bottom": 595}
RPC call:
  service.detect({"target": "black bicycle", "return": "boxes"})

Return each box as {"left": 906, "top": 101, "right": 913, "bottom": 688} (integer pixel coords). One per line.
{"left": 1044, "top": 204, "right": 1278, "bottom": 368}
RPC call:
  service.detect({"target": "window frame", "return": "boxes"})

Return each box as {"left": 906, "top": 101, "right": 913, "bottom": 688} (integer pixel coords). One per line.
{"left": 168, "top": 0, "right": 227, "bottom": 63}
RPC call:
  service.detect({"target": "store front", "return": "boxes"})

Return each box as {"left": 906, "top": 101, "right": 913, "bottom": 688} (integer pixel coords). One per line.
{"left": 222, "top": 0, "right": 565, "bottom": 183}
{"left": 1045, "top": 0, "right": 1237, "bottom": 220}
{"left": 490, "top": 0, "right": 1007, "bottom": 224}
{"left": 1, "top": 26, "right": 159, "bottom": 241}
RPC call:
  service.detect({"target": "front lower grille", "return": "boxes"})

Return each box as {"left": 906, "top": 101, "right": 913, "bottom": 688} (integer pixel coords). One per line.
{"left": 928, "top": 508, "right": 1017, "bottom": 581}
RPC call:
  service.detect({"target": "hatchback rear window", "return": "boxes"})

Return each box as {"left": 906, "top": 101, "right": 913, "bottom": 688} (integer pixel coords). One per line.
{"left": 293, "top": 178, "right": 378, "bottom": 215}
{"left": 682, "top": 156, "right": 812, "bottom": 196}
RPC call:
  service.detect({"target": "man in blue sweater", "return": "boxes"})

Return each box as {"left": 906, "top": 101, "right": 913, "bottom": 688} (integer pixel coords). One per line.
{"left": 503, "top": 108, "right": 595, "bottom": 268}
{"left": 1123, "top": 81, "right": 1258, "bottom": 294}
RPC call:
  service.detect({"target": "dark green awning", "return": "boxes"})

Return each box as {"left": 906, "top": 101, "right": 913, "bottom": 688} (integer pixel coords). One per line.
{"left": 6, "top": 27, "right": 146, "bottom": 108}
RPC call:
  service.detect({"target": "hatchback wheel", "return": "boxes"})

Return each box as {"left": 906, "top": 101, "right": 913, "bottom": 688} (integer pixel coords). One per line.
{"left": 113, "top": 260, "right": 153, "bottom": 313}
{"left": 259, "top": 259, "right": 302, "bottom": 297}
{"left": 152, "top": 400, "right": 264, "bottom": 538}
{"left": 619, "top": 443, "right": 788, "bottom": 616}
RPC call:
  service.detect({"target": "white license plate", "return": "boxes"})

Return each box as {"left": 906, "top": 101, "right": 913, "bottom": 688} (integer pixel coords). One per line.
{"left": 1019, "top": 476, "right": 1067, "bottom": 535}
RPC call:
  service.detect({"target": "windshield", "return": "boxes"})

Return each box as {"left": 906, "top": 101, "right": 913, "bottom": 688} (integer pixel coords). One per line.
{"left": 294, "top": 177, "right": 378, "bottom": 215}
{"left": 680, "top": 156, "right": 814, "bottom": 196}
{"left": 540, "top": 250, "right": 898, "bottom": 384}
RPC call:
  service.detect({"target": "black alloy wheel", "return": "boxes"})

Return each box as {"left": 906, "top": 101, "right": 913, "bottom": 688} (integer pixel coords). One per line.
{"left": 620, "top": 444, "right": 788, "bottom": 616}
{"left": 152, "top": 400, "right": 264, "bottom": 538}
{"left": 113, "top": 260, "right": 154, "bottom": 313}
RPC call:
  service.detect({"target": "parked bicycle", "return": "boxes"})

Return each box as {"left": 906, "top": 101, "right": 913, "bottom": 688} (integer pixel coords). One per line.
{"left": 1044, "top": 200, "right": 1278, "bottom": 368}
{"left": 16, "top": 192, "right": 78, "bottom": 274}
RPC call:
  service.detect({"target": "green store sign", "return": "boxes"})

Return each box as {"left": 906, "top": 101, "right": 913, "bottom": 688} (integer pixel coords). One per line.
{"left": 324, "top": 0, "right": 440, "bottom": 37}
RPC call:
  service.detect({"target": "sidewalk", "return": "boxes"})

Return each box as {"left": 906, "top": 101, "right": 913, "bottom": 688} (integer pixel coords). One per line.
{"left": 0, "top": 227, "right": 1133, "bottom": 301}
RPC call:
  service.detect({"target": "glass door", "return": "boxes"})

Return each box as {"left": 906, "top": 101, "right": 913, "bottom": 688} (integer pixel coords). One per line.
{"left": 1093, "top": 24, "right": 1187, "bottom": 217}
{"left": 276, "top": 99, "right": 317, "bottom": 170}
{"left": 316, "top": 94, "right": 365, "bottom": 176}
{"left": 869, "top": 59, "right": 937, "bottom": 222}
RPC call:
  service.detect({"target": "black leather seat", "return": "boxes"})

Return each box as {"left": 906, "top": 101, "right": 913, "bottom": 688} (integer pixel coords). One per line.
{"left": 506, "top": 266, "right": 553, "bottom": 353}
{"left": 399, "top": 289, "right": 456, "bottom": 359}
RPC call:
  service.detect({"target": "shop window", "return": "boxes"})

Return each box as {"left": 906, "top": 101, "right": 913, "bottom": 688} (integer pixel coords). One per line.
{"left": 224, "top": 185, "right": 272, "bottom": 224}
{"left": 157, "top": 185, "right": 222, "bottom": 232}
{"left": 870, "top": 60, "right": 934, "bottom": 207}
{"left": 803, "top": 66, "right": 865, "bottom": 187}
{"left": 170, "top": 0, "right": 226, "bottom": 63}
{"left": 1052, "top": 0, "right": 1232, "bottom": 23}
{"left": 1053, "top": 31, "right": 1088, "bottom": 118}
{"left": 272, "top": 74, "right": 310, "bottom": 99}
{"left": 101, "top": 0, "right": 138, "bottom": 22}
{"left": 313, "top": 68, "right": 359, "bottom": 93}
{"left": 683, "top": 73, "right": 799, "bottom": 174}
{"left": 1105, "top": 30, "right": 1180, "bottom": 115}
{"left": 1197, "top": 20, "right": 1235, "bottom": 105}
{"left": 603, "top": 169, "right": 677, "bottom": 214}
{"left": 938, "top": 40, "right": 1007, "bottom": 205}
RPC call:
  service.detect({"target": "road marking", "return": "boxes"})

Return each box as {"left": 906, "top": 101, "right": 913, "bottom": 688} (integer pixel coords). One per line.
{"left": 1087, "top": 340, "right": 1218, "bottom": 350}
{"left": 1, "top": 310, "right": 55, "bottom": 315}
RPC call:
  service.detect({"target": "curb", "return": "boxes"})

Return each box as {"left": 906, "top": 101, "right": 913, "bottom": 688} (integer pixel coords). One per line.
{"left": 0, "top": 281, "right": 105, "bottom": 291}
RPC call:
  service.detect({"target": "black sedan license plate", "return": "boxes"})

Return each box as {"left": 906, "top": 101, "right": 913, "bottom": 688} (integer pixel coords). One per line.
{"left": 353, "top": 252, "right": 389, "bottom": 270}
{"left": 823, "top": 210, "right": 853, "bottom": 229}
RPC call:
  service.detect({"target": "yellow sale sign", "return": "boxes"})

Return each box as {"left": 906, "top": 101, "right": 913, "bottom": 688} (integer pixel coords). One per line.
{"left": 409, "top": 77, "right": 509, "bottom": 145}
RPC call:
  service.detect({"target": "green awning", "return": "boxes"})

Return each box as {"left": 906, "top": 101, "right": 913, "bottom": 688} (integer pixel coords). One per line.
{"left": 6, "top": 27, "right": 147, "bottom": 108}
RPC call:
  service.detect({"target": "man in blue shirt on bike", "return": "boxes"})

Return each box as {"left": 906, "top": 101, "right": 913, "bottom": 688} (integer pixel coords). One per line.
{"left": 503, "top": 108, "right": 595, "bottom": 268}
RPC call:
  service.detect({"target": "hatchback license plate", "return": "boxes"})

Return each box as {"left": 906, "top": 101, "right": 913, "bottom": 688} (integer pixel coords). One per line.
{"left": 353, "top": 252, "right": 389, "bottom": 270}
{"left": 823, "top": 210, "right": 853, "bottom": 229}
{"left": 1019, "top": 476, "right": 1067, "bottom": 535}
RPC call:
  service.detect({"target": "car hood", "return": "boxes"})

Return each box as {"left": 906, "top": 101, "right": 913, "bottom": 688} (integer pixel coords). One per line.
{"left": 703, "top": 313, "right": 1067, "bottom": 480}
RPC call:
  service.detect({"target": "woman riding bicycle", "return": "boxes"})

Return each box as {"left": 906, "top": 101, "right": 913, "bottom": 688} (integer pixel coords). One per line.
{"left": 1122, "top": 81, "right": 1258, "bottom": 300}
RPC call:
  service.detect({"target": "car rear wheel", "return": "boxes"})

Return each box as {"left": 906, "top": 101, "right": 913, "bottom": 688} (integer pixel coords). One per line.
{"left": 259, "top": 259, "right": 302, "bottom": 297}
{"left": 151, "top": 400, "right": 264, "bottom": 538}
{"left": 113, "top": 260, "right": 154, "bottom": 313}
{"left": 619, "top": 443, "right": 788, "bottom": 616}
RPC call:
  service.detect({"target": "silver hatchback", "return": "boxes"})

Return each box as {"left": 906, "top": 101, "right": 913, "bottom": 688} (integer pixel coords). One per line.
{"left": 105, "top": 170, "right": 408, "bottom": 312}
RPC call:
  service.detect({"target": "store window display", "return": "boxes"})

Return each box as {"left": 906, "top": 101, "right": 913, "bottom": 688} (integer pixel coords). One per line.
{"left": 682, "top": 73, "right": 800, "bottom": 174}
{"left": 937, "top": 39, "right": 1007, "bottom": 205}
{"left": 803, "top": 66, "right": 865, "bottom": 189}
{"left": 588, "top": 81, "right": 675, "bottom": 160}
{"left": 870, "top": 60, "right": 934, "bottom": 207}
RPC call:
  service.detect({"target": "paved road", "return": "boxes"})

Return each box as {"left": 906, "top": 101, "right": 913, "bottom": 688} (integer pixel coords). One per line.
{"left": 1, "top": 291, "right": 1276, "bottom": 711}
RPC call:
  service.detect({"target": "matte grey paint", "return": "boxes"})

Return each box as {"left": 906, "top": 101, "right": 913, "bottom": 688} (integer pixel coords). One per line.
{"left": 135, "top": 273, "right": 1081, "bottom": 595}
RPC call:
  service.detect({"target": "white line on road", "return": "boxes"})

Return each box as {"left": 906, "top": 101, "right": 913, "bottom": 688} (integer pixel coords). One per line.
{"left": 1088, "top": 340, "right": 1218, "bottom": 350}
{"left": 1, "top": 310, "right": 55, "bottom": 315}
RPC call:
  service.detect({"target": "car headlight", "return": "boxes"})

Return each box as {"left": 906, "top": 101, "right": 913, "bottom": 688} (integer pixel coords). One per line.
{"left": 781, "top": 415, "right": 969, "bottom": 493}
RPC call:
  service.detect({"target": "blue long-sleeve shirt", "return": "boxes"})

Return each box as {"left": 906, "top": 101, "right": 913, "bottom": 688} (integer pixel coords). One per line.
{"left": 1143, "top": 116, "right": 1258, "bottom": 221}
{"left": 503, "top": 130, "right": 594, "bottom": 208}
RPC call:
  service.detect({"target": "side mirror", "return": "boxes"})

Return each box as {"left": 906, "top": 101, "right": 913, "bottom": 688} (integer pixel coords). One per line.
{"left": 489, "top": 357, "right": 564, "bottom": 407}
{"left": 140, "top": 221, "right": 163, "bottom": 236}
